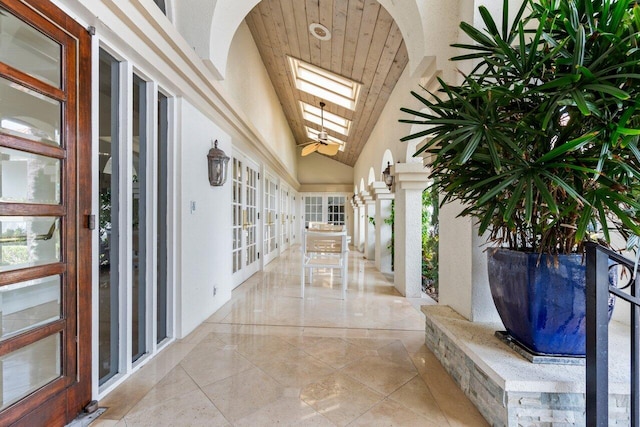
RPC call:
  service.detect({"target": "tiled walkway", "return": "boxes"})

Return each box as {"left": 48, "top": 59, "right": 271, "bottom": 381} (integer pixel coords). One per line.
{"left": 93, "top": 248, "right": 488, "bottom": 426}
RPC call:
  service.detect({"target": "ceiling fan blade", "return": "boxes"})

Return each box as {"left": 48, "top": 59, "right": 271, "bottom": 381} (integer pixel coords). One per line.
{"left": 317, "top": 143, "right": 340, "bottom": 156}
{"left": 301, "top": 143, "right": 320, "bottom": 156}
{"left": 298, "top": 140, "right": 318, "bottom": 147}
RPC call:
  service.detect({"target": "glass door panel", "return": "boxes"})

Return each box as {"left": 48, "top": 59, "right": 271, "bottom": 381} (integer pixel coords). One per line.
{"left": 0, "top": 76, "right": 61, "bottom": 146}
{"left": 132, "top": 74, "right": 147, "bottom": 362}
{"left": 280, "top": 187, "right": 289, "bottom": 251}
{"left": 290, "top": 193, "right": 296, "bottom": 243}
{"left": 0, "top": 6, "right": 61, "bottom": 87}
{"left": 1, "top": 333, "right": 61, "bottom": 410}
{"left": 245, "top": 165, "right": 258, "bottom": 268}
{"left": 232, "top": 158, "right": 242, "bottom": 274}
{"left": 156, "top": 92, "right": 168, "bottom": 344}
{"left": 98, "top": 49, "right": 120, "bottom": 385}
{"left": 304, "top": 196, "right": 322, "bottom": 227}
{"left": 0, "top": 275, "right": 60, "bottom": 340}
{"left": 0, "top": 216, "right": 60, "bottom": 272}
{"left": 0, "top": 147, "right": 60, "bottom": 204}
{"left": 328, "top": 196, "right": 346, "bottom": 225}
{"left": 263, "top": 177, "right": 277, "bottom": 265}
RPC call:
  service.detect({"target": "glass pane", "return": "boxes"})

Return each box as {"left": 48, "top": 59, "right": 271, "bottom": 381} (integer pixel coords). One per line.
{"left": 1, "top": 333, "right": 61, "bottom": 410}
{"left": 132, "top": 74, "right": 146, "bottom": 362}
{"left": 0, "top": 7, "right": 61, "bottom": 87}
{"left": 0, "top": 147, "right": 60, "bottom": 204}
{"left": 0, "top": 77, "right": 61, "bottom": 145}
{"left": 0, "top": 217, "right": 59, "bottom": 272}
{"left": 153, "top": 0, "right": 167, "bottom": 14}
{"left": 98, "top": 49, "right": 120, "bottom": 385}
{"left": 157, "top": 92, "right": 168, "bottom": 344}
{"left": 0, "top": 275, "right": 60, "bottom": 340}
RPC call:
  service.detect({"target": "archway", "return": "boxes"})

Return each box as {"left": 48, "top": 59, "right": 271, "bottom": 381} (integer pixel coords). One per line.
{"left": 367, "top": 167, "right": 376, "bottom": 186}
{"left": 381, "top": 149, "right": 394, "bottom": 175}
{"left": 185, "top": 0, "right": 434, "bottom": 80}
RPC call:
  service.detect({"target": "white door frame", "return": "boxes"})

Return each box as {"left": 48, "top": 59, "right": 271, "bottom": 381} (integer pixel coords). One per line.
{"left": 279, "top": 183, "right": 290, "bottom": 252}
{"left": 262, "top": 171, "right": 278, "bottom": 266}
{"left": 231, "top": 151, "right": 261, "bottom": 287}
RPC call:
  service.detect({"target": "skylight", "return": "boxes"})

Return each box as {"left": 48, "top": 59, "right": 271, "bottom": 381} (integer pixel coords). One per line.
{"left": 300, "top": 102, "right": 351, "bottom": 136}
{"left": 288, "top": 56, "right": 361, "bottom": 110}
{"left": 306, "top": 127, "right": 346, "bottom": 152}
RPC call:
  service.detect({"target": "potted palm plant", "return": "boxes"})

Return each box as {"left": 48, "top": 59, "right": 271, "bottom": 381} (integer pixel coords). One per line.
{"left": 400, "top": 0, "right": 640, "bottom": 355}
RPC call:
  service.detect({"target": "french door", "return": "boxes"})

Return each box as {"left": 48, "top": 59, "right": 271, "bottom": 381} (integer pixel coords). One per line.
{"left": 263, "top": 174, "right": 278, "bottom": 266}
{"left": 0, "top": 1, "right": 91, "bottom": 425}
{"left": 280, "top": 185, "right": 289, "bottom": 252}
{"left": 232, "top": 154, "right": 260, "bottom": 286}
{"left": 289, "top": 193, "right": 297, "bottom": 245}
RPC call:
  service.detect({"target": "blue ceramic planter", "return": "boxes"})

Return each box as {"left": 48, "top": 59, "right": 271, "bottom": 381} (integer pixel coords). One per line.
{"left": 487, "top": 249, "right": 591, "bottom": 356}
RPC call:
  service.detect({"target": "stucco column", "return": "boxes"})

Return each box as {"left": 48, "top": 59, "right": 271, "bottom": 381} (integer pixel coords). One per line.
{"left": 392, "top": 163, "right": 429, "bottom": 298}
{"left": 350, "top": 198, "right": 359, "bottom": 249}
{"left": 438, "top": 199, "right": 501, "bottom": 322}
{"left": 352, "top": 195, "right": 364, "bottom": 252}
{"left": 360, "top": 190, "right": 375, "bottom": 260}
{"left": 370, "top": 182, "right": 394, "bottom": 274}
{"left": 356, "top": 196, "right": 365, "bottom": 252}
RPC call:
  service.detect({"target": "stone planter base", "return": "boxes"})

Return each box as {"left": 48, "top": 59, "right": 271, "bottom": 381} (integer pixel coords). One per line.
{"left": 422, "top": 305, "right": 631, "bottom": 426}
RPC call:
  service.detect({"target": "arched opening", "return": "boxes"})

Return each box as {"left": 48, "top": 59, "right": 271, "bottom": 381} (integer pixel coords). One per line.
{"left": 200, "top": 0, "right": 431, "bottom": 80}
{"left": 381, "top": 149, "right": 394, "bottom": 178}
{"left": 367, "top": 167, "right": 376, "bottom": 186}
{"left": 407, "top": 109, "right": 439, "bottom": 300}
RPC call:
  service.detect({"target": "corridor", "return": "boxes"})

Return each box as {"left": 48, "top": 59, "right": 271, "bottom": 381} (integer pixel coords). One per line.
{"left": 93, "top": 248, "right": 488, "bottom": 426}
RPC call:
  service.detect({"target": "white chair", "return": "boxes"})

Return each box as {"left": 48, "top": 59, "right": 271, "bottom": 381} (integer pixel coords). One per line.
{"left": 301, "top": 228, "right": 348, "bottom": 299}
{"left": 308, "top": 222, "right": 344, "bottom": 231}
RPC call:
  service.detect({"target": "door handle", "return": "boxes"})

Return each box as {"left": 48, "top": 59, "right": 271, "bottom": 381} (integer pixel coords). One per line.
{"left": 243, "top": 209, "right": 252, "bottom": 230}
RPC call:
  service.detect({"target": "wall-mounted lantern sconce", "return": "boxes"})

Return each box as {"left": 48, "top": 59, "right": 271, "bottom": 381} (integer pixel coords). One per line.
{"left": 382, "top": 161, "right": 394, "bottom": 191}
{"left": 207, "top": 140, "right": 230, "bottom": 186}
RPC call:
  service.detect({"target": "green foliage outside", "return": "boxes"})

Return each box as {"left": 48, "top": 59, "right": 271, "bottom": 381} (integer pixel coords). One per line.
{"left": 385, "top": 200, "right": 394, "bottom": 271}
{"left": 0, "top": 227, "right": 29, "bottom": 267}
{"left": 400, "top": 0, "right": 640, "bottom": 256}
{"left": 100, "top": 188, "right": 112, "bottom": 266}
{"left": 1, "top": 245, "right": 29, "bottom": 266}
{"left": 422, "top": 186, "right": 439, "bottom": 296}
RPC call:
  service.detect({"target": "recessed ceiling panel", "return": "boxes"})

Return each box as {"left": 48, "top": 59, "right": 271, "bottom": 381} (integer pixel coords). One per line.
{"left": 245, "top": 0, "right": 408, "bottom": 166}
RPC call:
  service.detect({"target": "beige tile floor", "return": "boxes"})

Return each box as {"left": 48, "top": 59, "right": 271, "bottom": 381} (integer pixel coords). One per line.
{"left": 93, "top": 247, "right": 488, "bottom": 426}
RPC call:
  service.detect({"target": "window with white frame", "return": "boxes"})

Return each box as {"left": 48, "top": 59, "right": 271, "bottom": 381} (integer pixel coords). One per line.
{"left": 304, "top": 194, "right": 347, "bottom": 227}
{"left": 327, "top": 196, "right": 346, "bottom": 225}
{"left": 304, "top": 196, "right": 323, "bottom": 227}
{"left": 97, "top": 46, "right": 173, "bottom": 393}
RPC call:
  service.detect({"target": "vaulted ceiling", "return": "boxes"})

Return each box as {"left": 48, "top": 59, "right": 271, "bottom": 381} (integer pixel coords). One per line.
{"left": 245, "top": 0, "right": 409, "bottom": 166}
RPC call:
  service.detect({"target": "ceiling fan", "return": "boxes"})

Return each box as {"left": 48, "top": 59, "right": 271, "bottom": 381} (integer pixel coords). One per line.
{"left": 300, "top": 101, "right": 340, "bottom": 157}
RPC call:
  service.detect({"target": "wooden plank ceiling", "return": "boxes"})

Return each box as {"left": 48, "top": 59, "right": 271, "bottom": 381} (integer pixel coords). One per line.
{"left": 245, "top": 0, "right": 409, "bottom": 167}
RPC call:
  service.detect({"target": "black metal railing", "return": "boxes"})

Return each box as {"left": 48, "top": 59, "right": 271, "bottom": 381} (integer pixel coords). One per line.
{"left": 585, "top": 241, "right": 640, "bottom": 427}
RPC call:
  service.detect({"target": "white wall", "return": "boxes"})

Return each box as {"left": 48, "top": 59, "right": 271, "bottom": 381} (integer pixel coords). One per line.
{"left": 223, "top": 21, "right": 298, "bottom": 177}
{"left": 177, "top": 99, "right": 233, "bottom": 337}
{"left": 298, "top": 152, "right": 354, "bottom": 186}
{"left": 174, "top": 0, "right": 215, "bottom": 59}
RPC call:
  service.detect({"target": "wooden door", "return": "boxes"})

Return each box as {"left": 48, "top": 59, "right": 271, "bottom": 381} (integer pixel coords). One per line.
{"left": 0, "top": 1, "right": 91, "bottom": 425}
